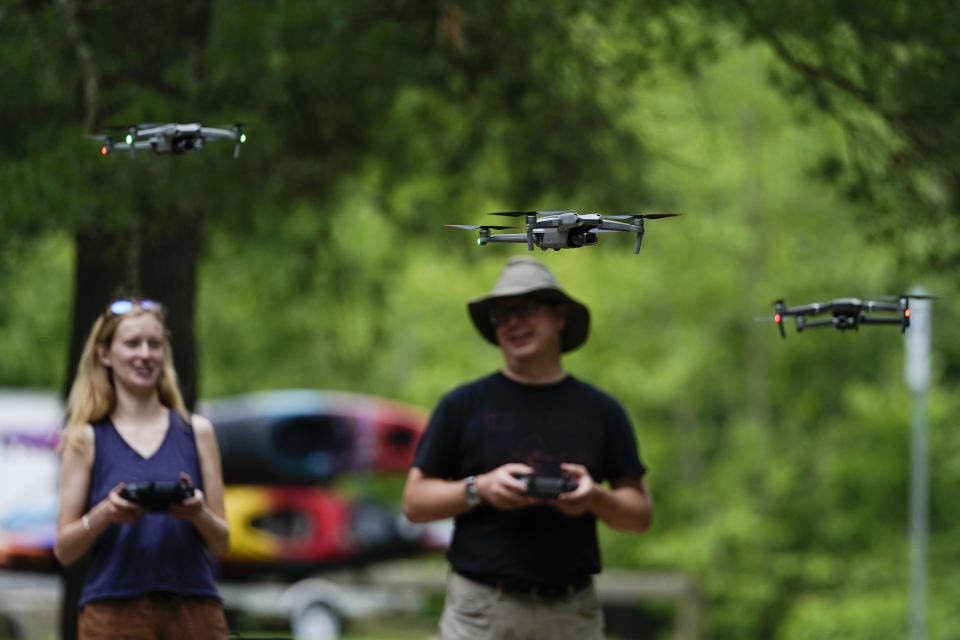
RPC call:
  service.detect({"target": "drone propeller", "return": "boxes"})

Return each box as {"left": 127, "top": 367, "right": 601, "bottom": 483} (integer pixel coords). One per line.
{"left": 447, "top": 223, "right": 521, "bottom": 248}
{"left": 602, "top": 213, "right": 680, "bottom": 253}
{"left": 445, "top": 224, "right": 518, "bottom": 230}
{"left": 605, "top": 213, "right": 681, "bottom": 220}
{"left": 443, "top": 224, "right": 517, "bottom": 231}
{"left": 488, "top": 210, "right": 574, "bottom": 216}
{"left": 867, "top": 294, "right": 939, "bottom": 301}
{"left": 103, "top": 122, "right": 164, "bottom": 129}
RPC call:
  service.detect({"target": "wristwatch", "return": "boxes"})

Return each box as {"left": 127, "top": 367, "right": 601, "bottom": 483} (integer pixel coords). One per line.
{"left": 464, "top": 475, "right": 483, "bottom": 507}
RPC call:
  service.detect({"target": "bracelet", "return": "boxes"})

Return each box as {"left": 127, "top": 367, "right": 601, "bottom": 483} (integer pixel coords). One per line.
{"left": 82, "top": 513, "right": 91, "bottom": 532}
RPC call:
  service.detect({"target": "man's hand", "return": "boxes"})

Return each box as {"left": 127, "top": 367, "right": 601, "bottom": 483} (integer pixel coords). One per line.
{"left": 477, "top": 463, "right": 539, "bottom": 510}
{"left": 552, "top": 463, "right": 597, "bottom": 516}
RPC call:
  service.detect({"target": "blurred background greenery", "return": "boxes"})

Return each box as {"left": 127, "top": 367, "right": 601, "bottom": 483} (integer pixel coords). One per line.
{"left": 2, "top": 1, "right": 960, "bottom": 638}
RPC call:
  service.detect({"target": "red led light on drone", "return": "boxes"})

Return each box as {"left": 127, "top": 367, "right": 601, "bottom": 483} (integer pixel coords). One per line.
{"left": 100, "top": 145, "right": 108, "bottom": 156}
{"left": 904, "top": 308, "right": 911, "bottom": 318}
{"left": 774, "top": 313, "right": 782, "bottom": 323}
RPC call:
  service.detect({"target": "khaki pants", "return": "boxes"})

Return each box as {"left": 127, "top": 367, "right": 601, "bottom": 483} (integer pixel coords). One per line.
{"left": 78, "top": 594, "right": 228, "bottom": 640}
{"left": 439, "top": 570, "right": 603, "bottom": 640}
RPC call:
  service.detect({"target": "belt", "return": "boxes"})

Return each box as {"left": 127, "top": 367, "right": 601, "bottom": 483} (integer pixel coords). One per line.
{"left": 457, "top": 570, "right": 592, "bottom": 602}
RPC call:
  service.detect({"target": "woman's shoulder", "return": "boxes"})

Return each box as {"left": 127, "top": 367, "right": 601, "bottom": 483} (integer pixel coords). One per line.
{"left": 188, "top": 413, "right": 215, "bottom": 435}
{"left": 76, "top": 423, "right": 96, "bottom": 447}
{"left": 60, "top": 423, "right": 96, "bottom": 465}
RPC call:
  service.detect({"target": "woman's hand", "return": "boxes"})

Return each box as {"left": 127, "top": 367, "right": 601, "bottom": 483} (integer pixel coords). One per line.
{"left": 106, "top": 483, "right": 147, "bottom": 524}
{"left": 169, "top": 472, "right": 205, "bottom": 521}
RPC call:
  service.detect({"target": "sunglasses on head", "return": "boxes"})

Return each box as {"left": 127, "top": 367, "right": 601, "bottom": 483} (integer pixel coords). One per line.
{"left": 106, "top": 298, "right": 161, "bottom": 317}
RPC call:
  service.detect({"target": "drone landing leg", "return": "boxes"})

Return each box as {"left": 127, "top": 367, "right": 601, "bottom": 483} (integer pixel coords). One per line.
{"left": 632, "top": 217, "right": 645, "bottom": 253}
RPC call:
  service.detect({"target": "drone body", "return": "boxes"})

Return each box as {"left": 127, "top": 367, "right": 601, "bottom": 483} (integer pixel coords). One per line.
{"left": 769, "top": 296, "right": 920, "bottom": 338}
{"left": 92, "top": 122, "right": 246, "bottom": 158}
{"left": 447, "top": 210, "right": 680, "bottom": 253}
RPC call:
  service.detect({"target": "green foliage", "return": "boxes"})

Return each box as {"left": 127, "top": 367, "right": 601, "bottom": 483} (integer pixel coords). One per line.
{"left": 683, "top": 0, "right": 960, "bottom": 270}
{"left": 0, "top": 232, "right": 72, "bottom": 389}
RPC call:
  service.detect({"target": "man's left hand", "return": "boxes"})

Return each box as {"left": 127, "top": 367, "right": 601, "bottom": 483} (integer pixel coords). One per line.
{"left": 552, "top": 463, "right": 596, "bottom": 516}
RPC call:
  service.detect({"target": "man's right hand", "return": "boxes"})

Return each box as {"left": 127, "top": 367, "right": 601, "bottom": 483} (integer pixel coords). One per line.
{"left": 476, "top": 463, "right": 539, "bottom": 509}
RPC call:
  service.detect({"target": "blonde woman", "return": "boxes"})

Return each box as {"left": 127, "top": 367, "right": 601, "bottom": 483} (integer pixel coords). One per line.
{"left": 55, "top": 298, "right": 229, "bottom": 639}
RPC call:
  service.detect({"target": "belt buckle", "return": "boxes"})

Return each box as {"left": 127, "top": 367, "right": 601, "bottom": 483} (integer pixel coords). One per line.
{"left": 527, "top": 583, "right": 571, "bottom": 603}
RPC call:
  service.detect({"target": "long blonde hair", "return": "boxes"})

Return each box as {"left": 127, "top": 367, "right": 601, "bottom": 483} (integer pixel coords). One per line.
{"left": 61, "top": 299, "right": 189, "bottom": 453}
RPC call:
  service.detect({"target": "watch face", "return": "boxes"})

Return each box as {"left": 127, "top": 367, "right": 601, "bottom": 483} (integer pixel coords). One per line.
{"left": 465, "top": 476, "right": 481, "bottom": 506}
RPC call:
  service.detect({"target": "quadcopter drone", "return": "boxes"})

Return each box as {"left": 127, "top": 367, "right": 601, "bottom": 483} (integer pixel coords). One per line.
{"left": 91, "top": 122, "right": 246, "bottom": 158}
{"left": 766, "top": 295, "right": 933, "bottom": 338}
{"left": 447, "top": 210, "right": 680, "bottom": 253}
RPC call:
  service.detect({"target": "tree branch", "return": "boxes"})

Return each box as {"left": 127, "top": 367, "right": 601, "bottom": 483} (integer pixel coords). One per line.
{"left": 734, "top": 0, "right": 950, "bottom": 165}
{"left": 57, "top": 0, "right": 99, "bottom": 133}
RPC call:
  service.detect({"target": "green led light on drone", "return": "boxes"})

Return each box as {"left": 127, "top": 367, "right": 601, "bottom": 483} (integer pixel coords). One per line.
{"left": 240, "top": 133, "right": 247, "bottom": 143}
{"left": 125, "top": 134, "right": 134, "bottom": 145}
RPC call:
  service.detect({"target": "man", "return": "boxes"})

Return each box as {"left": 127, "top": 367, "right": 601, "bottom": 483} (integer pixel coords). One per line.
{"left": 403, "top": 256, "right": 653, "bottom": 640}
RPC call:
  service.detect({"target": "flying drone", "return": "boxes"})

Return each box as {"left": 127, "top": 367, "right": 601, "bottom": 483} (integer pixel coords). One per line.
{"left": 91, "top": 122, "right": 246, "bottom": 158}
{"left": 765, "top": 295, "right": 934, "bottom": 338}
{"left": 447, "top": 210, "right": 680, "bottom": 253}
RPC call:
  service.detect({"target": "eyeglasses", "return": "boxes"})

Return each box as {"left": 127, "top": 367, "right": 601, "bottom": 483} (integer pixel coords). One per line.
{"left": 489, "top": 298, "right": 546, "bottom": 327}
{"left": 106, "top": 298, "right": 161, "bottom": 317}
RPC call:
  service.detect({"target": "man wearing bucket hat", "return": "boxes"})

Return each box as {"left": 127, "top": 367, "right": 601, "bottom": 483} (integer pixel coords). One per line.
{"left": 403, "top": 256, "right": 652, "bottom": 640}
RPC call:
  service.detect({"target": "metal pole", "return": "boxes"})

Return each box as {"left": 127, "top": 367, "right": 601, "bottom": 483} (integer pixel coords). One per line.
{"left": 904, "top": 291, "right": 931, "bottom": 640}
{"left": 908, "top": 386, "right": 928, "bottom": 640}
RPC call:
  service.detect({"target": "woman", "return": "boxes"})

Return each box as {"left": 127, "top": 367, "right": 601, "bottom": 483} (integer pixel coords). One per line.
{"left": 55, "top": 298, "right": 230, "bottom": 639}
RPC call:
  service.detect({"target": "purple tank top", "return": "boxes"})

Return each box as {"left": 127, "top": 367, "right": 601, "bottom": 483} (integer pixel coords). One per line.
{"left": 79, "top": 410, "right": 220, "bottom": 607}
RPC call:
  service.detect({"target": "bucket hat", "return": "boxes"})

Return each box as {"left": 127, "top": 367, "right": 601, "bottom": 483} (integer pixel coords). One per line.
{"left": 467, "top": 257, "right": 590, "bottom": 353}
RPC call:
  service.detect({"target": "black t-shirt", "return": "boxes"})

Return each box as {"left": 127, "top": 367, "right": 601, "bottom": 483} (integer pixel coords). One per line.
{"left": 413, "top": 372, "right": 646, "bottom": 586}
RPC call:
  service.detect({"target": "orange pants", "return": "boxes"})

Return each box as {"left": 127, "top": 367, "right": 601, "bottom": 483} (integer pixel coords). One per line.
{"left": 78, "top": 594, "right": 228, "bottom": 640}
